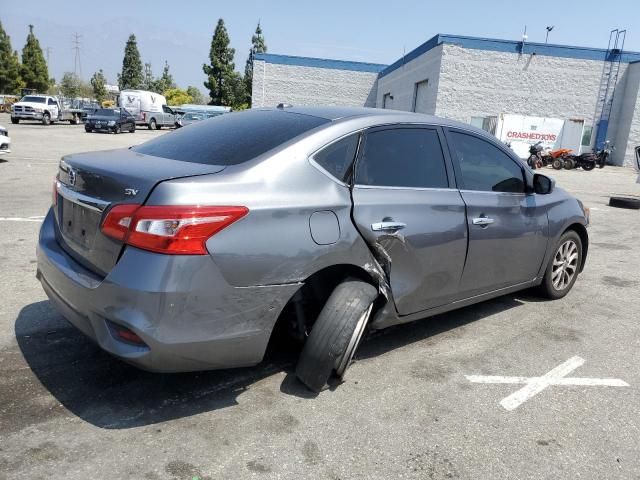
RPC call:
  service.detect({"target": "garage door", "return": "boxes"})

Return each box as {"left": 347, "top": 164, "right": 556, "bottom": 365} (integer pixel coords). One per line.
{"left": 413, "top": 80, "right": 429, "bottom": 113}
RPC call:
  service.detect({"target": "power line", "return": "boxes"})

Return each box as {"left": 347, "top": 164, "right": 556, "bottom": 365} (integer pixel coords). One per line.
{"left": 72, "top": 32, "right": 82, "bottom": 78}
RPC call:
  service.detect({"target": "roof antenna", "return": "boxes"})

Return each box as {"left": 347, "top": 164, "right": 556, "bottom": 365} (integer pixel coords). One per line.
{"left": 520, "top": 25, "right": 528, "bottom": 53}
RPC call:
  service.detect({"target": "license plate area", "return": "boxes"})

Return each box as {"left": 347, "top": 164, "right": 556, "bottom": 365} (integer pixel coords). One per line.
{"left": 59, "top": 198, "right": 101, "bottom": 249}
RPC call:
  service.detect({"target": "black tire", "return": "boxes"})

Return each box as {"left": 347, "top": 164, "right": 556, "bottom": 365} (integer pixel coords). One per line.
{"left": 581, "top": 162, "right": 595, "bottom": 171}
{"left": 527, "top": 156, "right": 537, "bottom": 169}
{"left": 551, "top": 158, "right": 564, "bottom": 170}
{"left": 84, "top": 127, "right": 92, "bottom": 133}
{"left": 296, "top": 279, "right": 378, "bottom": 392}
{"left": 148, "top": 119, "right": 156, "bottom": 130}
{"left": 114, "top": 124, "right": 121, "bottom": 134}
{"left": 42, "top": 112, "right": 51, "bottom": 126}
{"left": 538, "top": 230, "right": 583, "bottom": 300}
{"left": 157, "top": 124, "right": 162, "bottom": 130}
{"left": 129, "top": 124, "right": 135, "bottom": 133}
{"left": 11, "top": 117, "right": 19, "bottom": 124}
{"left": 563, "top": 158, "right": 575, "bottom": 170}
{"left": 609, "top": 196, "right": 640, "bottom": 210}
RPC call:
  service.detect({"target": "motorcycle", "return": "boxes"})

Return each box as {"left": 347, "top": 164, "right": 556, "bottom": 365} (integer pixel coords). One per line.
{"left": 563, "top": 141, "right": 612, "bottom": 171}
{"left": 527, "top": 142, "right": 545, "bottom": 169}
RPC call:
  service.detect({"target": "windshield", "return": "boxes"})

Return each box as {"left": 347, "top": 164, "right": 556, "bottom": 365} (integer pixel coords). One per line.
{"left": 95, "top": 109, "right": 118, "bottom": 116}
{"left": 21, "top": 96, "right": 47, "bottom": 103}
{"left": 133, "top": 110, "right": 329, "bottom": 166}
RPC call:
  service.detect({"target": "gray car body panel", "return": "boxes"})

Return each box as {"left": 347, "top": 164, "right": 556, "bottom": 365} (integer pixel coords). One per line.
{"left": 37, "top": 106, "right": 588, "bottom": 372}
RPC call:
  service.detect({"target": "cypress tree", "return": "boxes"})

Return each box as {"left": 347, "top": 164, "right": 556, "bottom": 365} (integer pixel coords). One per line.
{"left": 0, "top": 21, "right": 23, "bottom": 94}
{"left": 118, "top": 34, "right": 143, "bottom": 90}
{"left": 244, "top": 21, "right": 267, "bottom": 106}
{"left": 20, "top": 25, "right": 49, "bottom": 93}
{"left": 203, "top": 19, "right": 237, "bottom": 106}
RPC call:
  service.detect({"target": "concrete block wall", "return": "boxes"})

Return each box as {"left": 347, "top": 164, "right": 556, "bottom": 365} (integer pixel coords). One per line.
{"left": 375, "top": 44, "right": 443, "bottom": 113}
{"left": 252, "top": 59, "right": 380, "bottom": 108}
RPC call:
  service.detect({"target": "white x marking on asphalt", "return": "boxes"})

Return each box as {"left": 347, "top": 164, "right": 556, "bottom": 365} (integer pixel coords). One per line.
{"left": 466, "top": 356, "right": 629, "bottom": 411}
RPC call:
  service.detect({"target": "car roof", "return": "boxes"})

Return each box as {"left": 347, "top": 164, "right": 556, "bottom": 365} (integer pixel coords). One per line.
{"left": 258, "top": 105, "right": 481, "bottom": 131}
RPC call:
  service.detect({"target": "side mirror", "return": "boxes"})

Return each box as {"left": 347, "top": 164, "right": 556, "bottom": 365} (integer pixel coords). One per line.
{"left": 533, "top": 173, "right": 554, "bottom": 195}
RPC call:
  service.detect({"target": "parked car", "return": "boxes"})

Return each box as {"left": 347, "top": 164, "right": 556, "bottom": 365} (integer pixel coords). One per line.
{"left": 175, "top": 112, "right": 205, "bottom": 128}
{"left": 85, "top": 108, "right": 136, "bottom": 134}
{"left": 0, "top": 124, "right": 10, "bottom": 155}
{"left": 37, "top": 107, "right": 590, "bottom": 392}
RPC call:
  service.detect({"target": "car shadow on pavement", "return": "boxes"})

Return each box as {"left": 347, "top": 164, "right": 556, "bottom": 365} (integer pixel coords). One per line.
{"left": 15, "top": 294, "right": 526, "bottom": 430}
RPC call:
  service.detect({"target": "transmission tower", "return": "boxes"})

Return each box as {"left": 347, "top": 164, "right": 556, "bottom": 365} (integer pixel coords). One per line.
{"left": 72, "top": 32, "right": 82, "bottom": 78}
{"left": 44, "top": 47, "right": 52, "bottom": 70}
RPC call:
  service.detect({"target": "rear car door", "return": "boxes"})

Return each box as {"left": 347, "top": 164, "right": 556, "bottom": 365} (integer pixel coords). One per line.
{"left": 351, "top": 126, "right": 468, "bottom": 315}
{"left": 445, "top": 128, "right": 549, "bottom": 297}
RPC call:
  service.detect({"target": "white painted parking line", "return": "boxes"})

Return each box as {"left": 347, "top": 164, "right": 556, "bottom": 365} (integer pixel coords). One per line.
{"left": 466, "top": 356, "right": 629, "bottom": 411}
{"left": 0, "top": 216, "right": 44, "bottom": 222}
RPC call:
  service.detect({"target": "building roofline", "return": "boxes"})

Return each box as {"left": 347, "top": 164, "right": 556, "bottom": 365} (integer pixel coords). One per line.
{"left": 254, "top": 53, "right": 387, "bottom": 73}
{"left": 378, "top": 33, "right": 640, "bottom": 78}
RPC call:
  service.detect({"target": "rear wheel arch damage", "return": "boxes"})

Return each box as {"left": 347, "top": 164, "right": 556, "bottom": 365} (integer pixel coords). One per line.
{"left": 265, "top": 263, "right": 388, "bottom": 360}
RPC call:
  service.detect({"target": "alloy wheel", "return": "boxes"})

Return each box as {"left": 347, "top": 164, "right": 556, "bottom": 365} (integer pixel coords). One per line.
{"left": 552, "top": 240, "right": 579, "bottom": 290}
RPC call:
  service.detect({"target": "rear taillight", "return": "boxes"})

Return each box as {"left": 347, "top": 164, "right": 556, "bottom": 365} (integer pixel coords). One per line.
{"left": 101, "top": 205, "right": 248, "bottom": 255}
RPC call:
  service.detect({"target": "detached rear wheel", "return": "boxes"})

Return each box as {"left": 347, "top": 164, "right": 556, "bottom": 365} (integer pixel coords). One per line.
{"left": 296, "top": 279, "right": 378, "bottom": 392}
{"left": 539, "top": 230, "right": 583, "bottom": 300}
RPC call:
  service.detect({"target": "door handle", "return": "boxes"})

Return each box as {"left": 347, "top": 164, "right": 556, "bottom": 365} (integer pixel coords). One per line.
{"left": 472, "top": 216, "right": 494, "bottom": 226}
{"left": 371, "top": 221, "right": 406, "bottom": 232}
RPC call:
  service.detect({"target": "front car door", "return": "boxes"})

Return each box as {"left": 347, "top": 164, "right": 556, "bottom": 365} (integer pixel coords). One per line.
{"left": 444, "top": 128, "right": 549, "bottom": 297}
{"left": 351, "top": 125, "right": 468, "bottom": 315}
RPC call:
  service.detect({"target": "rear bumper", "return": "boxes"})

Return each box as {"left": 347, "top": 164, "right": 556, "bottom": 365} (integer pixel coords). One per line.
{"left": 36, "top": 209, "right": 300, "bottom": 372}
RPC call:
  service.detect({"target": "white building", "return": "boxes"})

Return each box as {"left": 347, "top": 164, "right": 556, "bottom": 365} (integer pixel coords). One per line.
{"left": 252, "top": 33, "right": 640, "bottom": 166}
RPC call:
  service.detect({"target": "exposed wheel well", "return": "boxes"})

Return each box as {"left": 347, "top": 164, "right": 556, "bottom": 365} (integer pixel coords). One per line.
{"left": 266, "top": 265, "right": 379, "bottom": 353}
{"left": 564, "top": 223, "right": 588, "bottom": 272}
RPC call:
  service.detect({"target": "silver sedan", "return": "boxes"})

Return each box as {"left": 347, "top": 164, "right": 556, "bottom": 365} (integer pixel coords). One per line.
{"left": 37, "top": 106, "right": 589, "bottom": 391}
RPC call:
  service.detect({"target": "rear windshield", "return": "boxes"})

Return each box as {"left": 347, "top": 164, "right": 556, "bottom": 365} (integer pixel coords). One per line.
{"left": 132, "top": 110, "right": 330, "bottom": 165}
{"left": 21, "top": 96, "right": 46, "bottom": 103}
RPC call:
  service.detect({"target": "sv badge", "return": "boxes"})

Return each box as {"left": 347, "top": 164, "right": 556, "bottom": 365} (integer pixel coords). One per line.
{"left": 124, "top": 188, "right": 139, "bottom": 197}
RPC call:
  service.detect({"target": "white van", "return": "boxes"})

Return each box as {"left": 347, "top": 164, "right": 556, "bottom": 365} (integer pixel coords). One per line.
{"left": 118, "top": 90, "right": 177, "bottom": 129}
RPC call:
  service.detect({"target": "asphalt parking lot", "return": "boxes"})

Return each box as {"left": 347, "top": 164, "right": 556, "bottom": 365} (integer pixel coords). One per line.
{"left": 1, "top": 112, "right": 639, "bottom": 480}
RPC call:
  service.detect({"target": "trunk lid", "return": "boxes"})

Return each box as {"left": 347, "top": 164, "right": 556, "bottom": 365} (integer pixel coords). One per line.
{"left": 54, "top": 148, "right": 225, "bottom": 276}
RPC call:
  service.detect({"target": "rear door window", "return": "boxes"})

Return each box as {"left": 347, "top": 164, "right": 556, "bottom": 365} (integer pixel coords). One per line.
{"left": 133, "top": 110, "right": 329, "bottom": 165}
{"left": 313, "top": 134, "right": 359, "bottom": 183}
{"left": 448, "top": 131, "right": 525, "bottom": 193}
{"left": 355, "top": 128, "right": 448, "bottom": 188}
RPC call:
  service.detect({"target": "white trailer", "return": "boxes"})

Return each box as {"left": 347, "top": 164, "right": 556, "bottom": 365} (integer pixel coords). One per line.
{"left": 118, "top": 90, "right": 176, "bottom": 129}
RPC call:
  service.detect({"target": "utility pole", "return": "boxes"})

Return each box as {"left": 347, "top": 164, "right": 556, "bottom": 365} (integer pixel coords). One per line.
{"left": 44, "top": 47, "right": 52, "bottom": 69}
{"left": 545, "top": 26, "right": 554, "bottom": 44}
{"left": 72, "top": 32, "right": 82, "bottom": 78}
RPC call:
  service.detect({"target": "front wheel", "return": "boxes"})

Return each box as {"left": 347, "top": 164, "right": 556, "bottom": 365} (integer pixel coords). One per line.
{"left": 42, "top": 112, "right": 51, "bottom": 126}
{"left": 296, "top": 279, "right": 378, "bottom": 392}
{"left": 552, "top": 158, "right": 564, "bottom": 170}
{"left": 11, "top": 117, "right": 19, "bottom": 124}
{"left": 563, "top": 158, "right": 575, "bottom": 170}
{"left": 539, "top": 230, "right": 583, "bottom": 300}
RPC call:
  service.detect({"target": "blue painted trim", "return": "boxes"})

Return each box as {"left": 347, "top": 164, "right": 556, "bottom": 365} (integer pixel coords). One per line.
{"left": 254, "top": 53, "right": 387, "bottom": 73}
{"left": 378, "top": 33, "right": 640, "bottom": 78}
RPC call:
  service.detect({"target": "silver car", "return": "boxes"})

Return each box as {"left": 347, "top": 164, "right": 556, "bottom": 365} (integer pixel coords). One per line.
{"left": 37, "top": 106, "right": 589, "bottom": 391}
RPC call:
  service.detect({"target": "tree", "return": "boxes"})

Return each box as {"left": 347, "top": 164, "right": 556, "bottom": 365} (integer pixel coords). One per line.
{"left": 21, "top": 25, "right": 49, "bottom": 92}
{"left": 230, "top": 72, "right": 248, "bottom": 110}
{"left": 164, "top": 88, "right": 192, "bottom": 106}
{"left": 186, "top": 86, "right": 204, "bottom": 105}
{"left": 244, "top": 21, "right": 267, "bottom": 106}
{"left": 59, "top": 72, "right": 81, "bottom": 98}
{"left": 91, "top": 69, "right": 108, "bottom": 102}
{"left": 150, "top": 61, "right": 175, "bottom": 94}
{"left": 0, "top": 21, "right": 23, "bottom": 94}
{"left": 118, "top": 34, "right": 143, "bottom": 90}
{"left": 203, "top": 19, "right": 238, "bottom": 106}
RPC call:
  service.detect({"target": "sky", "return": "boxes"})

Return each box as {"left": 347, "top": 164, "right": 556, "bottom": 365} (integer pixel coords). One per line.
{"left": 1, "top": 0, "right": 639, "bottom": 94}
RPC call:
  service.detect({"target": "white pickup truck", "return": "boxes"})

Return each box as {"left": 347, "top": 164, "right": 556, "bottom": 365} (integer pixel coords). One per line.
{"left": 10, "top": 94, "right": 82, "bottom": 125}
